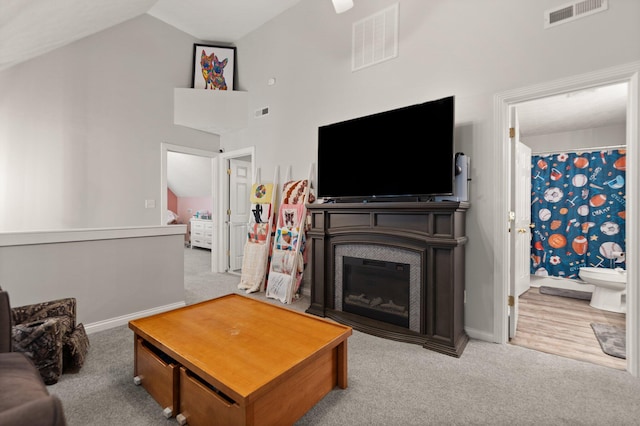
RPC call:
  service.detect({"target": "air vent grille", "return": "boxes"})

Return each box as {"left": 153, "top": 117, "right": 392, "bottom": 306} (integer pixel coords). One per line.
{"left": 575, "top": 0, "right": 604, "bottom": 15}
{"left": 352, "top": 3, "right": 398, "bottom": 72}
{"left": 544, "top": 0, "right": 607, "bottom": 28}
{"left": 549, "top": 6, "right": 573, "bottom": 24}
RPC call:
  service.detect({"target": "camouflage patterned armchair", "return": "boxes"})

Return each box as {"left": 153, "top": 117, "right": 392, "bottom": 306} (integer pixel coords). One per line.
{"left": 11, "top": 297, "right": 90, "bottom": 385}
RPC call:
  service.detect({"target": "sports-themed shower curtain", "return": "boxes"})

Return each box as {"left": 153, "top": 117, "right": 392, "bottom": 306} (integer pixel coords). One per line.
{"left": 530, "top": 149, "right": 626, "bottom": 279}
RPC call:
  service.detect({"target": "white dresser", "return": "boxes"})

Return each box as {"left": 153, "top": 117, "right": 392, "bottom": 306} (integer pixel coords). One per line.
{"left": 190, "top": 219, "right": 213, "bottom": 250}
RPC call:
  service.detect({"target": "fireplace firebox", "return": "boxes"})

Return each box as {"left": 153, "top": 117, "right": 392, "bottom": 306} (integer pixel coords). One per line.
{"left": 342, "top": 256, "right": 410, "bottom": 328}
{"left": 306, "top": 201, "right": 469, "bottom": 357}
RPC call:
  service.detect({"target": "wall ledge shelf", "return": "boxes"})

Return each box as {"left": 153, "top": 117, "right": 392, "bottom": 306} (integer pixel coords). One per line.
{"left": 173, "top": 88, "right": 248, "bottom": 135}
{"left": 0, "top": 225, "right": 187, "bottom": 247}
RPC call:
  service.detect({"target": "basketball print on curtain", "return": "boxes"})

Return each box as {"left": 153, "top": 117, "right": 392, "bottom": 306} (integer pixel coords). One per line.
{"left": 530, "top": 149, "right": 626, "bottom": 279}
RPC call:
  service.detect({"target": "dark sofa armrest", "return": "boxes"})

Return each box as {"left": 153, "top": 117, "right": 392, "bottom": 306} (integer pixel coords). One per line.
{"left": 0, "top": 288, "right": 11, "bottom": 353}
{"left": 0, "top": 395, "right": 67, "bottom": 426}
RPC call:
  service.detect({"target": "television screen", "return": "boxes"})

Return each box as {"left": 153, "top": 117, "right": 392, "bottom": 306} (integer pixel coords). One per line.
{"left": 317, "top": 96, "right": 455, "bottom": 201}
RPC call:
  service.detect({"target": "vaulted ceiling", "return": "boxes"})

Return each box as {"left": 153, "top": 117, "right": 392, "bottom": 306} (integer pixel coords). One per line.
{"left": 1, "top": 0, "right": 302, "bottom": 199}
{"left": 0, "top": 0, "right": 303, "bottom": 72}
{"left": 1, "top": 1, "right": 628, "bottom": 147}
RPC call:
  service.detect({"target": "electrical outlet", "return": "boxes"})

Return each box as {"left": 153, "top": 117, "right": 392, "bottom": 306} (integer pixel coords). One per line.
{"left": 145, "top": 199, "right": 155, "bottom": 208}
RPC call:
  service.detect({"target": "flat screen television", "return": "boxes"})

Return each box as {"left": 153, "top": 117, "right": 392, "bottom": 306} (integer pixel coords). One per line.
{"left": 317, "top": 95, "right": 455, "bottom": 202}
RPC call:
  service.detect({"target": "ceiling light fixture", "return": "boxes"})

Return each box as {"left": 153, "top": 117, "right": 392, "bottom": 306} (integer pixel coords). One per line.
{"left": 332, "top": 0, "right": 354, "bottom": 14}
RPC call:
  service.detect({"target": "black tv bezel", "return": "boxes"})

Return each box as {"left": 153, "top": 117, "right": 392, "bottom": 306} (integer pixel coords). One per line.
{"left": 316, "top": 96, "right": 456, "bottom": 202}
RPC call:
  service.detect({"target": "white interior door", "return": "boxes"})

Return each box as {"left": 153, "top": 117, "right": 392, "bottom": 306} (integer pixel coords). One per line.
{"left": 228, "top": 158, "right": 251, "bottom": 272}
{"left": 509, "top": 107, "right": 532, "bottom": 339}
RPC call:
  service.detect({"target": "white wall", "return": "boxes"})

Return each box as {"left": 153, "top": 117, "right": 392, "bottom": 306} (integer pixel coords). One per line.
{"left": 167, "top": 151, "right": 212, "bottom": 198}
{"left": 1, "top": 0, "right": 639, "bottom": 340}
{"left": 524, "top": 124, "right": 626, "bottom": 153}
{"left": 224, "top": 0, "right": 640, "bottom": 338}
{"left": 0, "top": 15, "right": 219, "bottom": 231}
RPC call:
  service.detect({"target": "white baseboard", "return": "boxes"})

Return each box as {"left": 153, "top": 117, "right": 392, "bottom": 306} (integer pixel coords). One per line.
{"left": 465, "top": 326, "right": 494, "bottom": 343}
{"left": 83, "top": 301, "right": 186, "bottom": 334}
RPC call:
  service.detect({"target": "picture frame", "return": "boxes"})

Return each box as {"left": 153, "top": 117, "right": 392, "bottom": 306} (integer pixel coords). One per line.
{"left": 191, "top": 43, "right": 236, "bottom": 90}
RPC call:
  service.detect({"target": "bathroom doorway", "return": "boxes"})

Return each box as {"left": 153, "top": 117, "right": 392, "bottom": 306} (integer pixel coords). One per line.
{"left": 494, "top": 62, "right": 640, "bottom": 375}
{"left": 510, "top": 84, "right": 628, "bottom": 368}
{"left": 518, "top": 83, "right": 628, "bottom": 289}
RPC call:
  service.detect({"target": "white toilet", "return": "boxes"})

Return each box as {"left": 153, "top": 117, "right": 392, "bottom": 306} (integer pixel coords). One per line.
{"left": 579, "top": 267, "right": 627, "bottom": 313}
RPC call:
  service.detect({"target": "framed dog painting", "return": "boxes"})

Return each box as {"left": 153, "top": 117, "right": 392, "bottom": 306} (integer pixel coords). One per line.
{"left": 191, "top": 44, "right": 236, "bottom": 90}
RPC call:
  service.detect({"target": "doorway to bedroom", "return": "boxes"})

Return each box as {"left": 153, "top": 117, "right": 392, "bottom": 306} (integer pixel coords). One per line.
{"left": 167, "top": 151, "right": 214, "bottom": 250}
{"left": 161, "top": 143, "right": 218, "bottom": 281}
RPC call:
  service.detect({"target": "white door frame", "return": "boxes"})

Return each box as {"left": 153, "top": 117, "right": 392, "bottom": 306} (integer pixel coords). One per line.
{"left": 160, "top": 143, "right": 219, "bottom": 269}
{"left": 216, "top": 146, "right": 255, "bottom": 273}
{"left": 493, "top": 61, "right": 640, "bottom": 377}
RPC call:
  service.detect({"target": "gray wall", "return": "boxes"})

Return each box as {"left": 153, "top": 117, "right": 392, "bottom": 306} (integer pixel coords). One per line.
{"left": 0, "top": 231, "right": 186, "bottom": 329}
{"left": 0, "top": 15, "right": 219, "bottom": 231}
{"left": 1, "top": 0, "right": 639, "bottom": 340}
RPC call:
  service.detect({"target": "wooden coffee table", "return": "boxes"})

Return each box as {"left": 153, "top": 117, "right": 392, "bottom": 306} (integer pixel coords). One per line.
{"left": 128, "top": 294, "right": 352, "bottom": 426}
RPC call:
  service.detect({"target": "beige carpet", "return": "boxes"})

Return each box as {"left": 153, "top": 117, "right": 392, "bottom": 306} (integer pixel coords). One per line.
{"left": 45, "top": 248, "right": 640, "bottom": 425}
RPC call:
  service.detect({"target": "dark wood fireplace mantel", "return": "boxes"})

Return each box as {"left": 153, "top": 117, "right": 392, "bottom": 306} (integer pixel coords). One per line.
{"left": 305, "top": 201, "right": 469, "bottom": 357}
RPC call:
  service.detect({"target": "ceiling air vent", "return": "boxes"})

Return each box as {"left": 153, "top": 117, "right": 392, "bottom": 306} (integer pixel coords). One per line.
{"left": 544, "top": 0, "right": 608, "bottom": 28}
{"left": 352, "top": 3, "right": 398, "bottom": 72}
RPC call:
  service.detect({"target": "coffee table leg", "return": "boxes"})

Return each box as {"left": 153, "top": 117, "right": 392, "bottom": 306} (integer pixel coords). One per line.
{"left": 336, "top": 341, "right": 348, "bottom": 389}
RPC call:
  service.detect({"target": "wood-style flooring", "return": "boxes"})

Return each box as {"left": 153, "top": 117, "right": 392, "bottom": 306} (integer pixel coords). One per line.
{"left": 509, "top": 287, "right": 626, "bottom": 370}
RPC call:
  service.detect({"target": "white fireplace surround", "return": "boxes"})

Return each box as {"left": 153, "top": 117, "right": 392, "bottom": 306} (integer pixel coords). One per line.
{"left": 335, "top": 244, "right": 421, "bottom": 332}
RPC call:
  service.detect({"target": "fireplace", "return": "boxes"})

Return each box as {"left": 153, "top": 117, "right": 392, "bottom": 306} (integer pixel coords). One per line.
{"left": 335, "top": 245, "right": 422, "bottom": 332}
{"left": 342, "top": 256, "right": 410, "bottom": 328}
{"left": 306, "top": 201, "right": 469, "bottom": 357}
